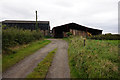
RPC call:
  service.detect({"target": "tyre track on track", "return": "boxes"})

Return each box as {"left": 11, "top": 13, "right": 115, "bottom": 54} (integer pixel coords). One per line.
{"left": 46, "top": 39, "right": 70, "bottom": 78}
{"left": 3, "top": 39, "right": 70, "bottom": 78}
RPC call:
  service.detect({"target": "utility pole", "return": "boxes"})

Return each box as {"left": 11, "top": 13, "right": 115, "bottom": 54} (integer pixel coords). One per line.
{"left": 35, "top": 10, "right": 38, "bottom": 30}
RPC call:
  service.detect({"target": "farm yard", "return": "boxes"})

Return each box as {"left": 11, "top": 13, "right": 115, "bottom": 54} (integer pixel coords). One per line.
{"left": 1, "top": 0, "right": 119, "bottom": 79}
{"left": 1, "top": 24, "right": 120, "bottom": 79}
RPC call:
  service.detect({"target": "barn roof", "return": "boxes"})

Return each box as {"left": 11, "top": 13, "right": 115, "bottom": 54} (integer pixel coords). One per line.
{"left": 53, "top": 22, "right": 103, "bottom": 31}
{"left": 2, "top": 20, "right": 49, "bottom": 24}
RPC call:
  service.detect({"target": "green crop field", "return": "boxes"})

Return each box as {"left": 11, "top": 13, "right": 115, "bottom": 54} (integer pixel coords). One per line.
{"left": 65, "top": 36, "right": 119, "bottom": 78}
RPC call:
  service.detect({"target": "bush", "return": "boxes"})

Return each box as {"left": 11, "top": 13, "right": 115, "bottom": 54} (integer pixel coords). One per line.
{"left": 66, "top": 32, "right": 72, "bottom": 37}
{"left": 88, "top": 34, "right": 120, "bottom": 40}
{"left": 2, "top": 25, "right": 43, "bottom": 51}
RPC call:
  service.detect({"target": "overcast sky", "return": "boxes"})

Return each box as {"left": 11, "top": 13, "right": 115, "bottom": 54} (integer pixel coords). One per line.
{"left": 0, "top": 0, "right": 119, "bottom": 34}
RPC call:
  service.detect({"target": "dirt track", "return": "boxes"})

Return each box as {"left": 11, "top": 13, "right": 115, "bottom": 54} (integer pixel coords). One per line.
{"left": 3, "top": 39, "right": 70, "bottom": 78}
{"left": 46, "top": 39, "right": 70, "bottom": 78}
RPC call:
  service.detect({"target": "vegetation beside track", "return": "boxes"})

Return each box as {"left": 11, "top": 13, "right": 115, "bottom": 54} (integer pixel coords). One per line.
{"left": 3, "top": 40, "right": 51, "bottom": 72}
{"left": 64, "top": 36, "right": 119, "bottom": 78}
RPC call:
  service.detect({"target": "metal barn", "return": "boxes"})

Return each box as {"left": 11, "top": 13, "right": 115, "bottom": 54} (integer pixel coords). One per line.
{"left": 52, "top": 23, "right": 103, "bottom": 38}
{"left": 2, "top": 20, "right": 50, "bottom": 36}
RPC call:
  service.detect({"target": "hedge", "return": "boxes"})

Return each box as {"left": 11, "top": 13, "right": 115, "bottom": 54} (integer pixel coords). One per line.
{"left": 2, "top": 25, "right": 43, "bottom": 50}
{"left": 87, "top": 34, "right": 120, "bottom": 40}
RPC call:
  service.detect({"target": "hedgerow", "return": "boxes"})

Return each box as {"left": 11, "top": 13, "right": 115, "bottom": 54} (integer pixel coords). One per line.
{"left": 87, "top": 33, "right": 120, "bottom": 40}
{"left": 2, "top": 25, "right": 43, "bottom": 52}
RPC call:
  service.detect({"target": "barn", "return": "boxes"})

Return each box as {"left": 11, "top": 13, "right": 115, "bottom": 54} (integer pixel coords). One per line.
{"left": 2, "top": 20, "right": 50, "bottom": 36}
{"left": 52, "top": 23, "right": 103, "bottom": 38}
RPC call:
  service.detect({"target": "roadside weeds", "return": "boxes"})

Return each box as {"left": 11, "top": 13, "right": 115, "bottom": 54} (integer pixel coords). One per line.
{"left": 3, "top": 40, "right": 51, "bottom": 72}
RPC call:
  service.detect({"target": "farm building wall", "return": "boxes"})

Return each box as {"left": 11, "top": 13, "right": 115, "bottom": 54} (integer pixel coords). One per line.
{"left": 40, "top": 30, "right": 49, "bottom": 36}
{"left": 52, "top": 23, "right": 103, "bottom": 38}
{"left": 2, "top": 20, "right": 50, "bottom": 36}
{"left": 70, "top": 29, "right": 87, "bottom": 37}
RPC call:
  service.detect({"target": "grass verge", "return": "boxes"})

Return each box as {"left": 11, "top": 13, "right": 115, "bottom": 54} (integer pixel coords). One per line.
{"left": 27, "top": 48, "right": 57, "bottom": 78}
{"left": 65, "top": 37, "right": 119, "bottom": 78}
{"left": 3, "top": 40, "right": 51, "bottom": 72}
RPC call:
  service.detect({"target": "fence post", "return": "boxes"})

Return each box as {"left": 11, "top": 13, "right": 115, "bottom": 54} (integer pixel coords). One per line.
{"left": 84, "top": 38, "right": 86, "bottom": 46}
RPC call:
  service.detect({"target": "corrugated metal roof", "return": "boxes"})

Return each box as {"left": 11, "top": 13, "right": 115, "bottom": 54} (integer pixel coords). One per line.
{"left": 53, "top": 22, "right": 103, "bottom": 31}
{"left": 2, "top": 20, "right": 49, "bottom": 24}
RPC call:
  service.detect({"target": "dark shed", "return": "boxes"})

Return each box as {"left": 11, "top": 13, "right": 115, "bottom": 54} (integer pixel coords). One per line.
{"left": 52, "top": 23, "right": 103, "bottom": 38}
{"left": 2, "top": 20, "right": 50, "bottom": 36}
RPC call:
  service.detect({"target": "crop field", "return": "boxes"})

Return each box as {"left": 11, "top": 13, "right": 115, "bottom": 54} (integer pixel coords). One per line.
{"left": 65, "top": 36, "right": 119, "bottom": 78}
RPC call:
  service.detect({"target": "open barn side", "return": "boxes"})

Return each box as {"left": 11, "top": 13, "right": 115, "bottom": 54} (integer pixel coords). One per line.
{"left": 52, "top": 23, "right": 102, "bottom": 38}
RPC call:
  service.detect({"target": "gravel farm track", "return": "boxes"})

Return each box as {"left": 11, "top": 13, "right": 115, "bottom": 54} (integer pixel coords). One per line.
{"left": 3, "top": 39, "right": 70, "bottom": 78}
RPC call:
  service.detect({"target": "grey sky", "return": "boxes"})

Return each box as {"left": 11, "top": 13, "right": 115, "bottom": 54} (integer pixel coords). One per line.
{"left": 0, "top": 0, "right": 119, "bottom": 34}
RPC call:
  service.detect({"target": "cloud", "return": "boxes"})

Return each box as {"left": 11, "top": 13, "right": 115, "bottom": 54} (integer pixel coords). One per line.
{"left": 0, "top": 0, "right": 119, "bottom": 34}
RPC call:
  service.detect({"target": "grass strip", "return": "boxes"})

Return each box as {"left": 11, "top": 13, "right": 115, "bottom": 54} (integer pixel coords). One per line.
{"left": 3, "top": 40, "right": 51, "bottom": 72}
{"left": 27, "top": 48, "right": 57, "bottom": 78}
